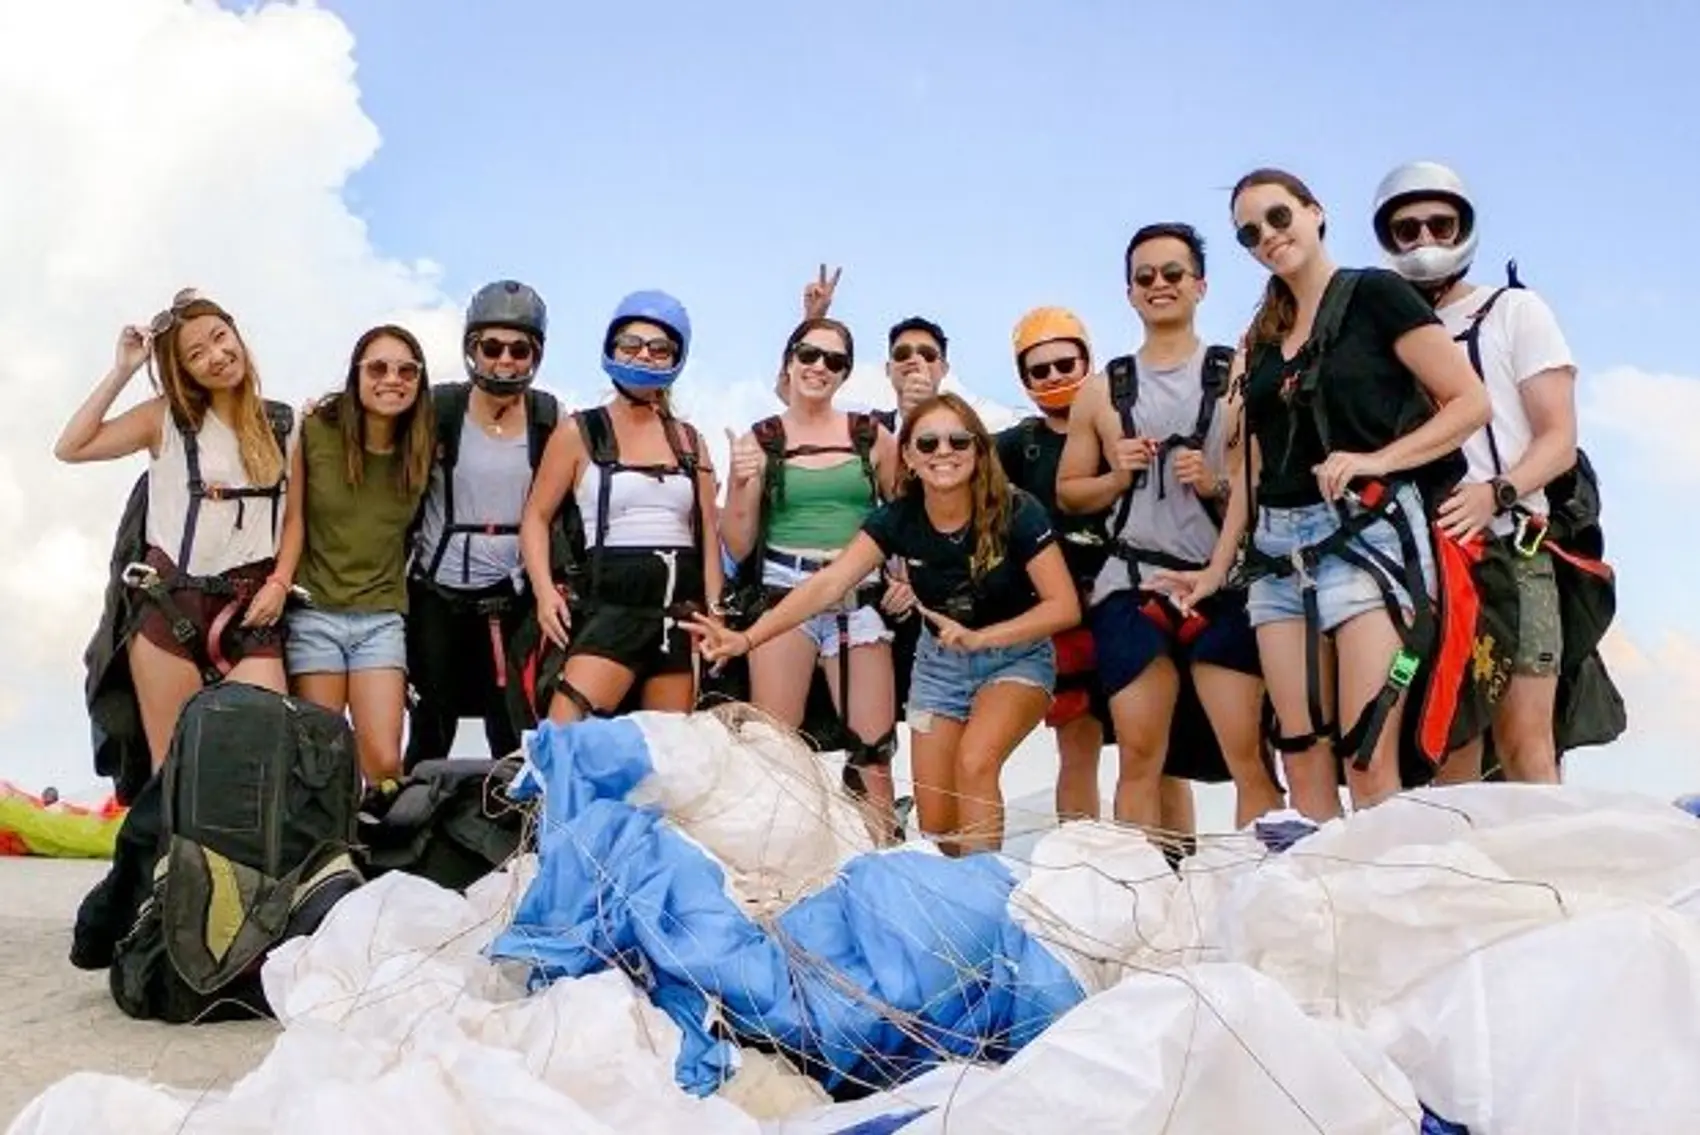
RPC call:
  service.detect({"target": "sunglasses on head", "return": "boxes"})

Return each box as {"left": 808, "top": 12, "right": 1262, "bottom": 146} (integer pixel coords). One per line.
{"left": 891, "top": 342, "right": 939, "bottom": 364}
{"left": 611, "top": 332, "right": 677, "bottom": 363}
{"left": 913, "top": 430, "right": 973, "bottom": 455}
{"left": 148, "top": 287, "right": 202, "bottom": 338}
{"left": 793, "top": 343, "right": 850, "bottom": 374}
{"left": 1133, "top": 261, "right": 1192, "bottom": 290}
{"left": 477, "top": 337, "right": 534, "bottom": 362}
{"left": 1025, "top": 356, "right": 1080, "bottom": 383}
{"left": 363, "top": 358, "right": 422, "bottom": 382}
{"left": 1235, "top": 203, "right": 1295, "bottom": 249}
{"left": 1390, "top": 213, "right": 1459, "bottom": 245}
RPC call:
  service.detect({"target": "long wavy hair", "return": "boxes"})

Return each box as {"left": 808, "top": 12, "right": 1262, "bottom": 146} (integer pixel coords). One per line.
{"left": 149, "top": 296, "right": 283, "bottom": 486}
{"left": 1231, "top": 167, "right": 1327, "bottom": 348}
{"left": 313, "top": 324, "right": 435, "bottom": 494}
{"left": 896, "top": 392, "right": 1010, "bottom": 582}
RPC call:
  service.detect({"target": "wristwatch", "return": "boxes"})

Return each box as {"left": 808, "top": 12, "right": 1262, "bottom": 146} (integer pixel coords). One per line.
{"left": 1489, "top": 476, "right": 1519, "bottom": 514}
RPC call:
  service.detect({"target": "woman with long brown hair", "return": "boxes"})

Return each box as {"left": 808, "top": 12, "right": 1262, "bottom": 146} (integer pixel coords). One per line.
{"left": 55, "top": 288, "right": 295, "bottom": 769}
{"left": 1154, "top": 169, "right": 1489, "bottom": 819}
{"left": 266, "top": 324, "right": 435, "bottom": 786}
{"left": 692, "top": 392, "right": 1080, "bottom": 856}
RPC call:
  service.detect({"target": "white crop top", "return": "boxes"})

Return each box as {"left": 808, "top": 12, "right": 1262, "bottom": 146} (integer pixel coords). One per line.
{"left": 574, "top": 464, "right": 697, "bottom": 549}
{"left": 145, "top": 409, "right": 289, "bottom": 576}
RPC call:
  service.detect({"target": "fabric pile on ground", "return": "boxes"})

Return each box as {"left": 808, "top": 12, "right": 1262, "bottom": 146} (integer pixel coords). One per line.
{"left": 9, "top": 709, "right": 1700, "bottom": 1134}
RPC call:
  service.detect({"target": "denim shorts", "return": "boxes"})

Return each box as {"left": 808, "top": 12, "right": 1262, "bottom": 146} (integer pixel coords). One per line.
{"left": 906, "top": 626, "right": 1056, "bottom": 726}
{"left": 285, "top": 607, "right": 407, "bottom": 675}
{"left": 763, "top": 553, "right": 893, "bottom": 659}
{"left": 1246, "top": 482, "right": 1437, "bottom": 633}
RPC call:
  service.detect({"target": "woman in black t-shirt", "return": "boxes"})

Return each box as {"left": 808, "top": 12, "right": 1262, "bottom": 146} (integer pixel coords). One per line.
{"left": 1156, "top": 168, "right": 1488, "bottom": 822}
{"left": 692, "top": 392, "right": 1081, "bottom": 856}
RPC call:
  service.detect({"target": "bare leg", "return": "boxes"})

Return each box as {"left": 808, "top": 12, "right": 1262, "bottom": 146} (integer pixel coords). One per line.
{"left": 347, "top": 669, "right": 407, "bottom": 784}
{"left": 126, "top": 634, "right": 203, "bottom": 771}
{"left": 1494, "top": 674, "right": 1560, "bottom": 784}
{"left": 1257, "top": 619, "right": 1342, "bottom": 822}
{"left": 1108, "top": 657, "right": 1180, "bottom": 829}
{"left": 1053, "top": 713, "right": 1104, "bottom": 822}
{"left": 953, "top": 680, "right": 1051, "bottom": 856}
{"left": 1332, "top": 608, "right": 1409, "bottom": 809}
{"left": 823, "top": 640, "right": 899, "bottom": 843}
{"left": 547, "top": 655, "right": 637, "bottom": 723}
{"left": 1191, "top": 663, "right": 1285, "bottom": 826}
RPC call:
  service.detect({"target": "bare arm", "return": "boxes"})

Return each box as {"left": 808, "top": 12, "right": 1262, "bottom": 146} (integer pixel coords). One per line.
{"left": 273, "top": 431, "right": 308, "bottom": 586}
{"left": 973, "top": 542, "right": 1081, "bottom": 649}
{"left": 54, "top": 372, "right": 164, "bottom": 464}
{"left": 1504, "top": 367, "right": 1578, "bottom": 496}
{"left": 694, "top": 438, "right": 725, "bottom": 609}
{"left": 1201, "top": 396, "right": 1257, "bottom": 580}
{"left": 1373, "top": 325, "right": 1491, "bottom": 474}
{"left": 519, "top": 418, "right": 583, "bottom": 599}
{"left": 742, "top": 532, "right": 887, "bottom": 649}
{"left": 1056, "top": 375, "right": 1131, "bottom": 514}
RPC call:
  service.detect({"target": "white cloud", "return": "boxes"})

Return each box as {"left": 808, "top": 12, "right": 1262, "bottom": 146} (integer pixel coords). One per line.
{"left": 1579, "top": 366, "right": 1700, "bottom": 483}
{"left": 0, "top": 0, "right": 460, "bottom": 786}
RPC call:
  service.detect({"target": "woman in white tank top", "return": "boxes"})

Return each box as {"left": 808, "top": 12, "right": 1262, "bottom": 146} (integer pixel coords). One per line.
{"left": 56, "top": 290, "right": 293, "bottom": 773}
{"left": 518, "top": 290, "right": 724, "bottom": 724}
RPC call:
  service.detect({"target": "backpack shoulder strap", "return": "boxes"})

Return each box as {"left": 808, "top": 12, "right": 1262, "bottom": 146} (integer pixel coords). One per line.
{"left": 261, "top": 400, "right": 295, "bottom": 454}
{"left": 1192, "top": 345, "right": 1234, "bottom": 445}
{"left": 576, "top": 406, "right": 618, "bottom": 466}
{"left": 433, "top": 382, "right": 472, "bottom": 470}
{"left": 752, "top": 415, "right": 786, "bottom": 458}
{"left": 524, "top": 388, "right": 559, "bottom": 472}
{"left": 848, "top": 411, "right": 882, "bottom": 503}
{"left": 1298, "top": 269, "right": 1364, "bottom": 454}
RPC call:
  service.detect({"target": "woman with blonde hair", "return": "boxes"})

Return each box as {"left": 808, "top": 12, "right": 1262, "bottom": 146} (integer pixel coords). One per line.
{"left": 56, "top": 288, "right": 296, "bottom": 770}
{"left": 693, "top": 392, "right": 1080, "bottom": 855}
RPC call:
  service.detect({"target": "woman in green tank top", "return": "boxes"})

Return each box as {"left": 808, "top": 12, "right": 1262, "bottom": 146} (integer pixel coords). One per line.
{"left": 720, "top": 317, "right": 905, "bottom": 842}
{"left": 268, "top": 325, "right": 435, "bottom": 786}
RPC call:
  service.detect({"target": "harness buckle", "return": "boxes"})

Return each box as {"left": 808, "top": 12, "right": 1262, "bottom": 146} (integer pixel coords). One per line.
{"left": 1288, "top": 547, "right": 1314, "bottom": 588}
{"left": 121, "top": 562, "right": 161, "bottom": 589}
{"left": 1511, "top": 513, "right": 1547, "bottom": 558}
{"left": 1387, "top": 647, "right": 1420, "bottom": 689}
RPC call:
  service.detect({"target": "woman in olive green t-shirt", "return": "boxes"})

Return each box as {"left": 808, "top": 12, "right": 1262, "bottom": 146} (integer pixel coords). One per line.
{"left": 271, "top": 325, "right": 434, "bottom": 784}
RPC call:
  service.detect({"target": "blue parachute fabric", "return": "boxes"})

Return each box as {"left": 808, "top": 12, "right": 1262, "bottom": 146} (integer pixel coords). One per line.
{"left": 829, "top": 1110, "right": 932, "bottom": 1135}
{"left": 489, "top": 718, "right": 1085, "bottom": 1097}
{"left": 1421, "top": 1106, "right": 1469, "bottom": 1134}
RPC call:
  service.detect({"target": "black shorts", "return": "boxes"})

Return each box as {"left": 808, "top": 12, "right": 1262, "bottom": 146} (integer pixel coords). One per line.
{"left": 568, "top": 548, "right": 703, "bottom": 680}
{"left": 1090, "top": 587, "right": 1261, "bottom": 699}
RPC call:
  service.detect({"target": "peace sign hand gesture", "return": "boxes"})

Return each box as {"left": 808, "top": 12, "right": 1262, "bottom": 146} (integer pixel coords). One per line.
{"left": 803, "top": 263, "right": 841, "bottom": 320}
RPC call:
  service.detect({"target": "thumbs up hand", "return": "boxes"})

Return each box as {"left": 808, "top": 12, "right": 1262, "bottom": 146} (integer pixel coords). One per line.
{"left": 727, "top": 427, "right": 765, "bottom": 488}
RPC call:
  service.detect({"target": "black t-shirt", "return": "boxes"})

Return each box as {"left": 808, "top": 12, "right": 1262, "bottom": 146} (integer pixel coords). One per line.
{"left": 995, "top": 417, "right": 1110, "bottom": 586}
{"left": 1244, "top": 268, "right": 1447, "bottom": 508}
{"left": 861, "top": 487, "right": 1056, "bottom": 630}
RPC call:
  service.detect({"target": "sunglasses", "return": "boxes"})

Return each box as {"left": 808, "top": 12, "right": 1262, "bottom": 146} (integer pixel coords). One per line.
{"left": 611, "top": 332, "right": 677, "bottom": 363}
{"left": 891, "top": 342, "right": 940, "bottom": 364}
{"left": 362, "top": 358, "right": 422, "bottom": 382}
{"left": 1235, "top": 203, "right": 1295, "bottom": 250}
{"left": 1389, "top": 213, "right": 1460, "bottom": 245}
{"left": 1133, "top": 261, "right": 1192, "bottom": 290}
{"left": 477, "top": 337, "right": 535, "bottom": 362}
{"left": 1026, "top": 356, "right": 1081, "bottom": 383}
{"left": 148, "top": 287, "right": 202, "bottom": 338}
{"left": 913, "top": 430, "right": 974, "bottom": 455}
{"left": 793, "top": 343, "right": 850, "bottom": 374}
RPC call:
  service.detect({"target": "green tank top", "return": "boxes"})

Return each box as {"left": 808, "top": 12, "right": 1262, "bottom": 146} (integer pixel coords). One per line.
{"left": 765, "top": 457, "right": 875, "bottom": 552}
{"left": 296, "top": 414, "right": 426, "bottom": 613}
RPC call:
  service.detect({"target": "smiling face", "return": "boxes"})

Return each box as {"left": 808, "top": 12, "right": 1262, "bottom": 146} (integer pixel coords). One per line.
{"left": 1232, "top": 180, "right": 1326, "bottom": 280}
{"left": 903, "top": 404, "right": 978, "bottom": 493}
{"left": 356, "top": 333, "right": 423, "bottom": 418}
{"left": 1127, "top": 234, "right": 1206, "bottom": 327}
{"left": 784, "top": 325, "right": 851, "bottom": 405}
{"left": 174, "top": 312, "right": 247, "bottom": 392}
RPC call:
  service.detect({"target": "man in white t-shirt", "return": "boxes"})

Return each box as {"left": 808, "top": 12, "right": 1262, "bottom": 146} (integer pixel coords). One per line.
{"left": 1372, "top": 161, "right": 1579, "bottom": 785}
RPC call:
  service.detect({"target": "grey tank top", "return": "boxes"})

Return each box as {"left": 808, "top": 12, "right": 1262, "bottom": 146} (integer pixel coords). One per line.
{"left": 1092, "top": 345, "right": 1231, "bottom": 602}
{"left": 412, "top": 420, "right": 531, "bottom": 591}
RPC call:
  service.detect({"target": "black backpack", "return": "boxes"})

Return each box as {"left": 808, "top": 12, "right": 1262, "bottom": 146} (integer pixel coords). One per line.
{"left": 355, "top": 759, "right": 528, "bottom": 893}
{"left": 83, "top": 401, "right": 296, "bottom": 805}
{"left": 1453, "top": 262, "right": 1625, "bottom": 759}
{"left": 109, "top": 683, "right": 364, "bottom": 1024}
{"left": 411, "top": 381, "right": 560, "bottom": 585}
{"left": 1105, "top": 344, "right": 1235, "bottom": 535}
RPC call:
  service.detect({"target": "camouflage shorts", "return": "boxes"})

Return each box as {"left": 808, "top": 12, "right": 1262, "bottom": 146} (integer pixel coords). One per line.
{"left": 1508, "top": 547, "right": 1561, "bottom": 677}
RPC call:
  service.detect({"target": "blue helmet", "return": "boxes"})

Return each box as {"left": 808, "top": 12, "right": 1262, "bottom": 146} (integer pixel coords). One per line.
{"left": 602, "top": 289, "right": 691, "bottom": 392}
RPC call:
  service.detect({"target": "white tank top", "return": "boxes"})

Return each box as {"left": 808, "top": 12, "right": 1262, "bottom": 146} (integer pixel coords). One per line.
{"left": 146, "top": 409, "right": 288, "bottom": 576}
{"left": 574, "top": 464, "right": 696, "bottom": 549}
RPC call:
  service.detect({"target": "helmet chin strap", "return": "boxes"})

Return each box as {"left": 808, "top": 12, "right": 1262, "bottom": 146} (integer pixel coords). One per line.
{"left": 613, "top": 382, "right": 665, "bottom": 410}
{"left": 1416, "top": 271, "right": 1467, "bottom": 305}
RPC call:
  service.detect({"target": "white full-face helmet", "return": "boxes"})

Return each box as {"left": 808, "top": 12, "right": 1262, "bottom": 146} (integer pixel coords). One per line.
{"left": 1372, "top": 161, "right": 1479, "bottom": 287}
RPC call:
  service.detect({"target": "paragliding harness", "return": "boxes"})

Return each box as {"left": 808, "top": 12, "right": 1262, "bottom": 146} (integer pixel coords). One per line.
{"left": 118, "top": 400, "right": 299, "bottom": 688}
{"left": 1232, "top": 269, "right": 1509, "bottom": 784}
{"left": 355, "top": 758, "right": 529, "bottom": 893}
{"left": 409, "top": 381, "right": 559, "bottom": 698}
{"left": 510, "top": 404, "right": 708, "bottom": 727}
{"left": 721, "top": 413, "right": 898, "bottom": 788}
{"left": 1103, "top": 344, "right": 1236, "bottom": 648}
{"left": 1453, "top": 262, "right": 1625, "bottom": 762}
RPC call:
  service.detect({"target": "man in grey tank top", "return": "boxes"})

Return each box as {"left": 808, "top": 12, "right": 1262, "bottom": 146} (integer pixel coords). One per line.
{"left": 1057, "top": 223, "right": 1283, "bottom": 838}
{"left": 404, "top": 280, "right": 561, "bottom": 771}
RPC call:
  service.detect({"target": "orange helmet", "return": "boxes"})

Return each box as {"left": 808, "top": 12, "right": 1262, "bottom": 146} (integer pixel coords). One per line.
{"left": 1012, "top": 307, "right": 1091, "bottom": 412}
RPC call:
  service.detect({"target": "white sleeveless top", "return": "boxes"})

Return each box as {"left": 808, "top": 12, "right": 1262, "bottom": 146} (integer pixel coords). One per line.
{"left": 146, "top": 409, "right": 288, "bottom": 576}
{"left": 574, "top": 464, "right": 696, "bottom": 549}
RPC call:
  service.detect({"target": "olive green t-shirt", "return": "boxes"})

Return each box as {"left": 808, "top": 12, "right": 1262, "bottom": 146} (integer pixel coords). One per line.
{"left": 296, "top": 414, "right": 425, "bottom": 613}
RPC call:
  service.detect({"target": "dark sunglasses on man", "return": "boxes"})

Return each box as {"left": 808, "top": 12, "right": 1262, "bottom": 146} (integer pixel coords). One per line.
{"left": 890, "top": 342, "right": 939, "bottom": 365}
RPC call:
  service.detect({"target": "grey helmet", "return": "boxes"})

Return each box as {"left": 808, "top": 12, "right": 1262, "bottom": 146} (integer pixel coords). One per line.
{"left": 463, "top": 279, "right": 547, "bottom": 394}
{"left": 1371, "top": 161, "right": 1479, "bottom": 287}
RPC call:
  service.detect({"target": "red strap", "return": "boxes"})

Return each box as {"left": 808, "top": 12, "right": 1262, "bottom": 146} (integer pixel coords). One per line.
{"left": 1545, "top": 541, "right": 1614, "bottom": 581}
{"left": 488, "top": 617, "right": 508, "bottom": 689}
